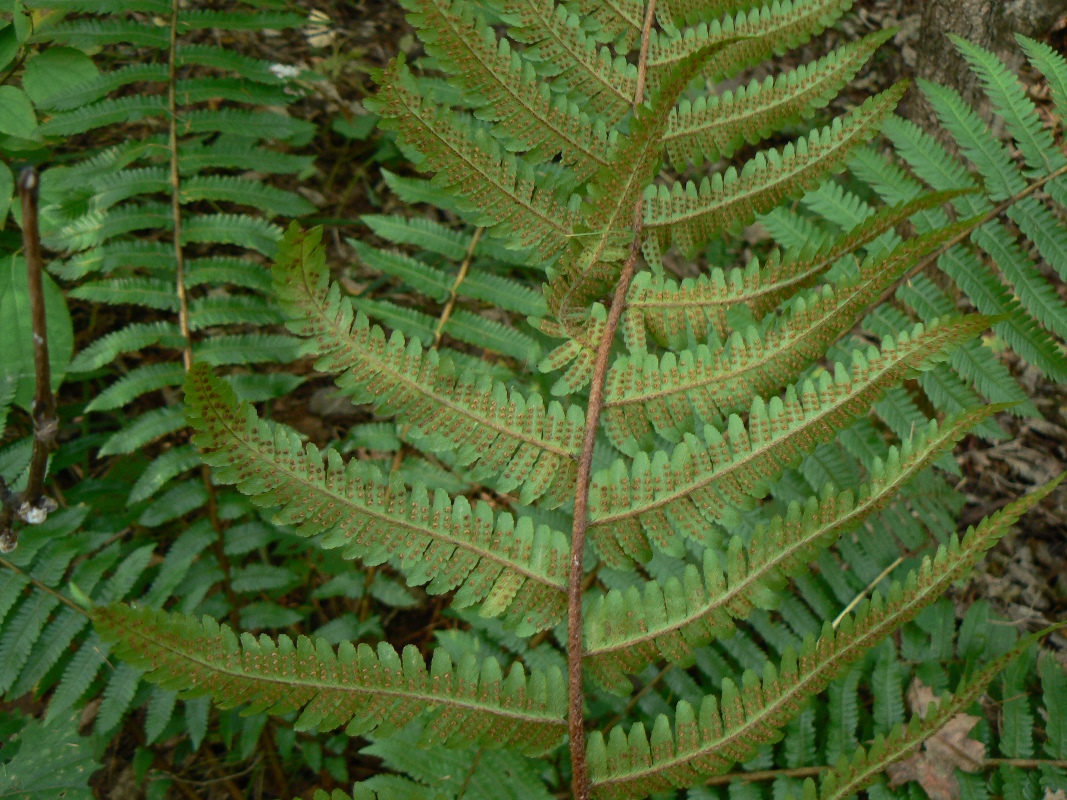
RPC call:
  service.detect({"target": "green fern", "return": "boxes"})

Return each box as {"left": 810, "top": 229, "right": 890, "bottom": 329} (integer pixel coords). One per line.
{"left": 47, "top": 3, "right": 1067, "bottom": 799}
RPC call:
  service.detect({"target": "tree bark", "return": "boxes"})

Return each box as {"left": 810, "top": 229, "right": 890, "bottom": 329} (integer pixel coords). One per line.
{"left": 910, "top": 0, "right": 1067, "bottom": 135}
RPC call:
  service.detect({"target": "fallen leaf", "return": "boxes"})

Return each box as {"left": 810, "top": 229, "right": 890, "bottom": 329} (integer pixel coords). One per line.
{"left": 886, "top": 678, "right": 986, "bottom": 800}
{"left": 1045, "top": 790, "right": 1067, "bottom": 800}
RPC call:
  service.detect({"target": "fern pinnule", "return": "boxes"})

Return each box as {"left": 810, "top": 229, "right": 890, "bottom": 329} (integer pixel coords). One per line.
{"left": 93, "top": 603, "right": 567, "bottom": 755}
{"left": 185, "top": 363, "right": 570, "bottom": 631}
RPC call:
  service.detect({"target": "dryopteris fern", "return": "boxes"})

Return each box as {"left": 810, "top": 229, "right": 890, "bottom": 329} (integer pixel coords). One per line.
{"left": 85, "top": 2, "right": 1067, "bottom": 799}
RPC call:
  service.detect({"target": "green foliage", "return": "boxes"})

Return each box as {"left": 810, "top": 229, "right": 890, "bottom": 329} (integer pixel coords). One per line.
{"left": 0, "top": 710, "right": 100, "bottom": 798}
{"left": 1, "top": 0, "right": 1064, "bottom": 798}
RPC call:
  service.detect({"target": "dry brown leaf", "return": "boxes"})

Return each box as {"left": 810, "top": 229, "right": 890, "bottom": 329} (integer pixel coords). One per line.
{"left": 1045, "top": 790, "right": 1067, "bottom": 800}
{"left": 886, "top": 678, "right": 986, "bottom": 800}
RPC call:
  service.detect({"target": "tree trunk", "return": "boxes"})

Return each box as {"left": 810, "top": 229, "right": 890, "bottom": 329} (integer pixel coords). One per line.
{"left": 910, "top": 0, "right": 1067, "bottom": 134}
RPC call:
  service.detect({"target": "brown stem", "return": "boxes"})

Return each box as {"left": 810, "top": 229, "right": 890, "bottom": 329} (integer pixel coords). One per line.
{"left": 567, "top": 3, "right": 657, "bottom": 797}
{"left": 168, "top": 0, "right": 192, "bottom": 371}
{"left": 0, "top": 168, "right": 59, "bottom": 554}
{"left": 435, "top": 227, "right": 483, "bottom": 346}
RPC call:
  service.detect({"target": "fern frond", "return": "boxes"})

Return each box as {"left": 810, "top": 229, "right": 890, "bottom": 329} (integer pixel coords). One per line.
{"left": 588, "top": 316, "right": 987, "bottom": 566}
{"left": 186, "top": 364, "right": 569, "bottom": 630}
{"left": 367, "top": 56, "right": 575, "bottom": 260}
{"left": 403, "top": 0, "right": 614, "bottom": 180}
{"left": 496, "top": 0, "right": 636, "bottom": 118}
{"left": 664, "top": 31, "right": 891, "bottom": 168}
{"left": 586, "top": 476, "right": 1062, "bottom": 798}
{"left": 646, "top": 0, "right": 855, "bottom": 87}
{"left": 181, "top": 213, "right": 282, "bottom": 255}
{"left": 188, "top": 294, "right": 285, "bottom": 328}
{"left": 184, "top": 257, "right": 273, "bottom": 292}
{"left": 274, "top": 225, "right": 582, "bottom": 505}
{"left": 583, "top": 410, "right": 994, "bottom": 692}
{"left": 175, "top": 9, "right": 305, "bottom": 31}
{"left": 603, "top": 220, "right": 973, "bottom": 452}
{"left": 645, "top": 84, "right": 906, "bottom": 254}
{"left": 93, "top": 603, "right": 568, "bottom": 754}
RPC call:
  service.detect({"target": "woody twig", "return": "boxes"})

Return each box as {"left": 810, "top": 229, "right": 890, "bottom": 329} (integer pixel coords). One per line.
{"left": 0, "top": 167, "right": 59, "bottom": 553}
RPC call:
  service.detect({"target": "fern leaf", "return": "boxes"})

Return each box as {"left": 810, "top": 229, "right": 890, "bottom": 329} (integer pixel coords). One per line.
{"left": 175, "top": 9, "right": 305, "bottom": 30}
{"left": 656, "top": 0, "right": 764, "bottom": 29}
{"left": 644, "top": 84, "right": 906, "bottom": 255}
{"left": 586, "top": 476, "right": 1063, "bottom": 798}
{"left": 175, "top": 44, "right": 295, "bottom": 84}
{"left": 496, "top": 0, "right": 636, "bottom": 119}
{"left": 38, "top": 96, "right": 168, "bottom": 137}
{"left": 178, "top": 139, "right": 315, "bottom": 175}
{"left": 646, "top": 0, "right": 855, "bottom": 87}
{"left": 576, "top": 0, "right": 643, "bottom": 46}
{"left": 181, "top": 213, "right": 282, "bottom": 255}
{"left": 181, "top": 175, "right": 316, "bottom": 216}
{"left": 44, "top": 18, "right": 171, "bottom": 49}
{"left": 188, "top": 294, "right": 285, "bottom": 328}
{"left": 583, "top": 409, "right": 994, "bottom": 692}
{"left": 603, "top": 220, "right": 974, "bottom": 452}
{"left": 184, "top": 257, "right": 273, "bottom": 292}
{"left": 953, "top": 35, "right": 1067, "bottom": 177}
{"left": 179, "top": 108, "right": 315, "bottom": 144}
{"left": 129, "top": 445, "right": 203, "bottom": 503}
{"left": 275, "top": 225, "right": 582, "bottom": 503}
{"left": 88, "top": 167, "right": 170, "bottom": 211}
{"left": 70, "top": 277, "right": 180, "bottom": 311}
{"left": 664, "top": 31, "right": 891, "bottom": 168}
{"left": 68, "top": 321, "right": 183, "bottom": 373}
{"left": 367, "top": 56, "right": 575, "bottom": 260}
{"left": 85, "top": 363, "right": 186, "bottom": 413}
{"left": 588, "top": 316, "right": 988, "bottom": 566}
{"left": 98, "top": 406, "right": 188, "bottom": 456}
{"left": 186, "top": 364, "right": 568, "bottom": 630}
{"left": 360, "top": 215, "right": 474, "bottom": 262}
{"left": 192, "top": 334, "right": 301, "bottom": 366}
{"left": 623, "top": 190, "right": 962, "bottom": 347}
{"left": 93, "top": 603, "right": 568, "bottom": 754}
{"left": 403, "top": 0, "right": 614, "bottom": 179}
{"left": 546, "top": 37, "right": 741, "bottom": 326}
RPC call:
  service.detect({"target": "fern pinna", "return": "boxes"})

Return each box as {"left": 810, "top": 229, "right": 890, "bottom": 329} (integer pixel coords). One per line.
{"left": 85, "top": 1, "right": 1067, "bottom": 798}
